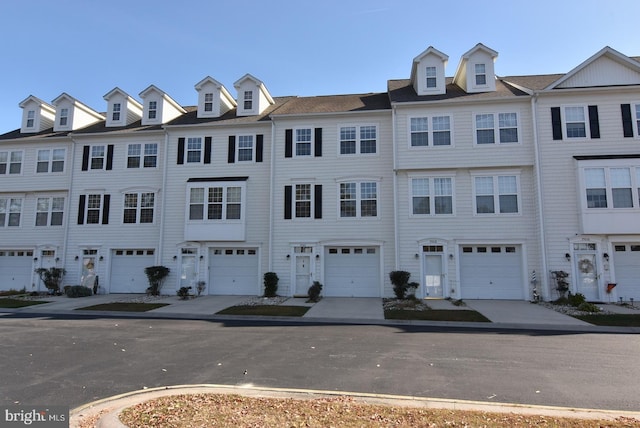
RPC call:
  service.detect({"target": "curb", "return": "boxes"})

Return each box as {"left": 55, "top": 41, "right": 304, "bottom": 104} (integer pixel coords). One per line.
{"left": 69, "top": 384, "right": 640, "bottom": 427}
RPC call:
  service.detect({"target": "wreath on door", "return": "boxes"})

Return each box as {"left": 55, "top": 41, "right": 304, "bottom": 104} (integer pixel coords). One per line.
{"left": 578, "top": 258, "right": 594, "bottom": 274}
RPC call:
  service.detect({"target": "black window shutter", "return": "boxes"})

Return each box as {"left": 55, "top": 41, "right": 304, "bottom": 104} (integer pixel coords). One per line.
{"left": 81, "top": 146, "right": 89, "bottom": 171}
{"left": 177, "top": 138, "right": 185, "bottom": 164}
{"left": 77, "top": 195, "right": 86, "bottom": 224}
{"left": 314, "top": 128, "right": 322, "bottom": 157}
{"left": 621, "top": 104, "right": 633, "bottom": 137}
{"left": 284, "top": 186, "right": 292, "bottom": 219}
{"left": 204, "top": 137, "right": 212, "bottom": 164}
{"left": 228, "top": 136, "right": 236, "bottom": 163}
{"left": 285, "top": 129, "right": 293, "bottom": 158}
{"left": 256, "top": 134, "right": 263, "bottom": 163}
{"left": 106, "top": 145, "right": 114, "bottom": 170}
{"left": 551, "top": 107, "right": 563, "bottom": 140}
{"left": 588, "top": 105, "right": 600, "bottom": 139}
{"left": 102, "top": 195, "right": 110, "bottom": 225}
{"left": 314, "top": 185, "right": 322, "bottom": 219}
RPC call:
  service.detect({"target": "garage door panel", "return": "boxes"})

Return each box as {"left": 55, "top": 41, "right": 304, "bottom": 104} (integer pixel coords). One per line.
{"left": 324, "top": 247, "right": 380, "bottom": 297}
{"left": 460, "top": 246, "right": 524, "bottom": 300}
{"left": 613, "top": 244, "right": 640, "bottom": 300}
{"left": 0, "top": 250, "right": 34, "bottom": 292}
{"left": 209, "top": 249, "right": 259, "bottom": 295}
{"left": 110, "top": 249, "right": 155, "bottom": 293}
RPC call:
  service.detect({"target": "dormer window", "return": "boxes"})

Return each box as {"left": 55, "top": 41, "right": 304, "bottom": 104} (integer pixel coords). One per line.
{"left": 475, "top": 64, "right": 487, "bottom": 85}
{"left": 112, "top": 103, "right": 121, "bottom": 121}
{"left": 26, "top": 110, "right": 35, "bottom": 128}
{"left": 204, "top": 93, "right": 213, "bottom": 112}
{"left": 59, "top": 108, "right": 69, "bottom": 126}
{"left": 426, "top": 67, "right": 437, "bottom": 88}
{"left": 148, "top": 101, "right": 157, "bottom": 119}
{"left": 243, "top": 91, "right": 253, "bottom": 110}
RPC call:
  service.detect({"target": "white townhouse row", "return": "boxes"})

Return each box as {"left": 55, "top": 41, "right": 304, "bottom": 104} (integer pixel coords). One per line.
{"left": 1, "top": 43, "right": 639, "bottom": 302}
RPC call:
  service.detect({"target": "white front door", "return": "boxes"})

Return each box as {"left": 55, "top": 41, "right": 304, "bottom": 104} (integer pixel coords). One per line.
{"left": 575, "top": 252, "right": 599, "bottom": 301}
{"left": 424, "top": 254, "right": 444, "bottom": 298}
{"left": 295, "top": 255, "right": 311, "bottom": 295}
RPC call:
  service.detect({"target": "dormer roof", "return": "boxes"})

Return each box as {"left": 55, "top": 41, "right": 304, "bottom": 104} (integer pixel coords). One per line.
{"left": 194, "top": 76, "right": 237, "bottom": 118}
{"left": 103, "top": 87, "right": 143, "bottom": 108}
{"left": 410, "top": 46, "right": 449, "bottom": 96}
{"left": 139, "top": 85, "right": 186, "bottom": 125}
{"left": 233, "top": 74, "right": 275, "bottom": 104}
{"left": 51, "top": 92, "right": 104, "bottom": 132}
{"left": 233, "top": 74, "right": 275, "bottom": 116}
{"left": 453, "top": 43, "right": 499, "bottom": 93}
{"left": 18, "top": 95, "right": 56, "bottom": 133}
{"left": 102, "top": 87, "right": 143, "bottom": 127}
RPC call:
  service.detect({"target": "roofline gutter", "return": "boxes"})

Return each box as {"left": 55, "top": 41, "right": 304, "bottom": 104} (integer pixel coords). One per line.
{"left": 389, "top": 96, "right": 527, "bottom": 108}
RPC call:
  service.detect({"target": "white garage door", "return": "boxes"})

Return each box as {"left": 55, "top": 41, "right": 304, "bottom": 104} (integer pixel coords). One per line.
{"left": 613, "top": 244, "right": 640, "bottom": 300}
{"left": 324, "top": 247, "right": 381, "bottom": 297}
{"left": 209, "top": 248, "right": 259, "bottom": 295}
{"left": 0, "top": 250, "right": 34, "bottom": 292}
{"left": 110, "top": 249, "right": 156, "bottom": 293}
{"left": 459, "top": 245, "right": 524, "bottom": 300}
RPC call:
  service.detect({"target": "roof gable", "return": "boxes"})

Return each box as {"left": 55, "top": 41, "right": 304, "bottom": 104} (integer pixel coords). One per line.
{"left": 453, "top": 43, "right": 499, "bottom": 93}
{"left": 410, "top": 46, "right": 449, "bottom": 96}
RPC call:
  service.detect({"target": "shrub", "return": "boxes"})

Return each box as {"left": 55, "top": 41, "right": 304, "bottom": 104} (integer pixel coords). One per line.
{"left": 389, "top": 271, "right": 412, "bottom": 299}
{"left": 263, "top": 272, "right": 279, "bottom": 297}
{"left": 144, "top": 266, "right": 170, "bottom": 296}
{"left": 308, "top": 281, "right": 322, "bottom": 302}
{"left": 34, "top": 267, "right": 66, "bottom": 294}
{"left": 177, "top": 286, "right": 192, "bottom": 300}
{"left": 577, "top": 302, "right": 601, "bottom": 313}
{"left": 568, "top": 292, "right": 586, "bottom": 307}
{"left": 66, "top": 285, "right": 93, "bottom": 298}
{"left": 196, "top": 281, "right": 206, "bottom": 296}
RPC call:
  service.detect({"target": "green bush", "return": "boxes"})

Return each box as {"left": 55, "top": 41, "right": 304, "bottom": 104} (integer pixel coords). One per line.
{"left": 263, "top": 272, "right": 279, "bottom": 297}
{"left": 308, "top": 281, "right": 322, "bottom": 302}
{"left": 177, "top": 286, "right": 192, "bottom": 300}
{"left": 568, "top": 292, "right": 586, "bottom": 307}
{"left": 34, "top": 267, "right": 66, "bottom": 294}
{"left": 389, "top": 271, "right": 412, "bottom": 299}
{"left": 66, "top": 286, "right": 93, "bottom": 298}
{"left": 144, "top": 266, "right": 170, "bottom": 296}
{"left": 577, "top": 302, "right": 601, "bottom": 313}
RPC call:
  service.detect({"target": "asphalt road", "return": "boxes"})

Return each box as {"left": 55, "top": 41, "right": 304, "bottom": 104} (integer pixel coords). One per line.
{"left": 1, "top": 313, "right": 638, "bottom": 412}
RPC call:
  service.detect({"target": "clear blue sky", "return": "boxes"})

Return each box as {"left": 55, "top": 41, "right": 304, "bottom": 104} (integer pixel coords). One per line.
{"left": 1, "top": 0, "right": 637, "bottom": 133}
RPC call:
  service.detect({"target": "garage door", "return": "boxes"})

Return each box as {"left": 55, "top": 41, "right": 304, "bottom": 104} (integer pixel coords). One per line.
{"left": 459, "top": 245, "right": 524, "bottom": 299}
{"left": 110, "top": 249, "right": 155, "bottom": 293}
{"left": 0, "top": 250, "right": 34, "bottom": 292}
{"left": 209, "top": 248, "right": 259, "bottom": 295}
{"left": 324, "top": 247, "right": 381, "bottom": 297}
{"left": 613, "top": 244, "right": 640, "bottom": 300}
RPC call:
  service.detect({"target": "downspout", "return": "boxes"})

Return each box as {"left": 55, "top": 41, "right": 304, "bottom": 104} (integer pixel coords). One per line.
{"left": 268, "top": 119, "right": 276, "bottom": 271}
{"left": 61, "top": 137, "right": 77, "bottom": 283}
{"left": 531, "top": 93, "right": 549, "bottom": 300}
{"left": 391, "top": 104, "right": 399, "bottom": 269}
{"left": 157, "top": 129, "right": 170, "bottom": 265}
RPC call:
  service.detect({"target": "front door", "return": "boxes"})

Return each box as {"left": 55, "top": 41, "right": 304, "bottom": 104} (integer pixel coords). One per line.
{"left": 575, "top": 249, "right": 599, "bottom": 301}
{"left": 424, "top": 254, "right": 444, "bottom": 298}
{"left": 295, "top": 255, "right": 311, "bottom": 296}
{"left": 38, "top": 250, "right": 57, "bottom": 292}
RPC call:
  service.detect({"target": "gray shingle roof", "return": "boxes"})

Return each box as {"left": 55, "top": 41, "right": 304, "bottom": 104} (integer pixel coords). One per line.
{"left": 271, "top": 93, "right": 390, "bottom": 116}
{"left": 387, "top": 78, "right": 529, "bottom": 103}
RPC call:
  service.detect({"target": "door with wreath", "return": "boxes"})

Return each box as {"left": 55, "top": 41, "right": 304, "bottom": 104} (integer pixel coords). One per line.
{"left": 573, "top": 243, "right": 599, "bottom": 301}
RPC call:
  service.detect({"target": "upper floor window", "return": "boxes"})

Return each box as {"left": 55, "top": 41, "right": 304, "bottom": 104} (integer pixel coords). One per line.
{"left": 186, "top": 138, "right": 202, "bottom": 163}
{"left": 552, "top": 105, "right": 600, "bottom": 140}
{"left": 112, "top": 103, "right": 121, "bottom": 121}
{"left": 475, "top": 64, "right": 486, "bottom": 86}
{"left": 189, "top": 185, "right": 242, "bottom": 221}
{"left": 410, "top": 116, "right": 451, "bottom": 147}
{"left": 425, "top": 66, "right": 437, "bottom": 88}
{"left": 339, "top": 125, "right": 377, "bottom": 155}
{"left": 90, "top": 146, "right": 106, "bottom": 170}
{"left": 59, "top": 108, "right": 69, "bottom": 126}
{"left": 411, "top": 177, "right": 453, "bottom": 215}
{"left": 148, "top": 101, "right": 157, "bottom": 119}
{"left": 243, "top": 91, "right": 253, "bottom": 110}
{"left": 77, "top": 194, "right": 110, "bottom": 225}
{"left": 295, "top": 184, "right": 311, "bottom": 218}
{"left": 0, "top": 151, "right": 23, "bottom": 175}
{"left": 26, "top": 110, "right": 35, "bottom": 128}
{"left": 475, "top": 113, "right": 518, "bottom": 144}
{"left": 36, "top": 197, "right": 64, "bottom": 226}
{"left": 0, "top": 197, "right": 22, "bottom": 227}
{"left": 204, "top": 93, "right": 213, "bottom": 112}
{"left": 474, "top": 175, "right": 519, "bottom": 214}
{"left": 339, "top": 181, "right": 378, "bottom": 218}
{"left": 123, "top": 192, "right": 155, "bottom": 224}
{"left": 636, "top": 104, "right": 640, "bottom": 136}
{"left": 565, "top": 106, "right": 586, "bottom": 138}
{"left": 127, "top": 143, "right": 158, "bottom": 168}
{"left": 584, "top": 166, "right": 640, "bottom": 209}
{"left": 237, "top": 135, "right": 254, "bottom": 161}
{"left": 37, "top": 149, "right": 65, "bottom": 173}
{"left": 296, "top": 129, "right": 312, "bottom": 156}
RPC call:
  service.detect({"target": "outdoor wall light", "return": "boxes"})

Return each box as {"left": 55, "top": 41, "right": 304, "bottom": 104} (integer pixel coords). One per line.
{"left": 173, "top": 255, "right": 177, "bottom": 260}
{"left": 286, "top": 254, "right": 290, "bottom": 259}
{"left": 199, "top": 255, "right": 204, "bottom": 260}
{"left": 74, "top": 255, "right": 79, "bottom": 260}
{"left": 449, "top": 254, "right": 454, "bottom": 260}
{"left": 414, "top": 253, "right": 419, "bottom": 259}
{"left": 565, "top": 253, "right": 571, "bottom": 261}
{"left": 55, "top": 257, "right": 60, "bottom": 262}
{"left": 33, "top": 257, "right": 38, "bottom": 261}
{"left": 99, "top": 256, "right": 104, "bottom": 261}
{"left": 603, "top": 253, "right": 609, "bottom": 261}
{"left": 315, "top": 254, "right": 320, "bottom": 259}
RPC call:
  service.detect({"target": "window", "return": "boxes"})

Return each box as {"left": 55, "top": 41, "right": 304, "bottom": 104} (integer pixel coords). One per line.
{"left": 204, "top": 93, "right": 213, "bottom": 112}
{"left": 112, "top": 103, "right": 121, "bottom": 121}
{"left": 238, "top": 135, "right": 254, "bottom": 161}
{"left": 636, "top": 104, "right": 640, "bottom": 136}
{"left": 36, "top": 197, "right": 64, "bottom": 226}
{"left": 243, "top": 91, "right": 253, "bottom": 110}
{"left": 90, "top": 146, "right": 105, "bottom": 170}
{"left": 339, "top": 125, "right": 377, "bottom": 155}
{"left": 127, "top": 143, "right": 157, "bottom": 168}
{"left": 411, "top": 177, "right": 453, "bottom": 215}
{"left": 475, "top": 64, "right": 486, "bottom": 85}
{"left": 295, "top": 129, "right": 312, "bottom": 156}
{"left": 474, "top": 175, "right": 519, "bottom": 214}
{"left": 148, "top": 101, "right": 157, "bottom": 119}
{"left": 186, "top": 138, "right": 202, "bottom": 163}
{"left": 339, "top": 181, "right": 377, "bottom": 218}
{"left": 37, "top": 149, "right": 65, "bottom": 173}
{"left": 86, "top": 194, "right": 103, "bottom": 224}
{"left": 59, "top": 108, "right": 69, "bottom": 126}
{"left": 123, "top": 192, "right": 154, "bottom": 224}
{"left": 0, "top": 151, "right": 23, "bottom": 174}
{"left": 295, "top": 184, "right": 311, "bottom": 218}
{"left": 565, "top": 106, "right": 586, "bottom": 138}
{"left": 584, "top": 166, "right": 640, "bottom": 209}
{"left": 425, "top": 66, "right": 437, "bottom": 88}
{"left": 0, "top": 198, "right": 22, "bottom": 227}
{"left": 189, "top": 185, "right": 242, "bottom": 221}
{"left": 410, "top": 116, "right": 451, "bottom": 147}
{"left": 611, "top": 168, "right": 633, "bottom": 208}
{"left": 475, "top": 113, "right": 518, "bottom": 144}
{"left": 26, "top": 110, "right": 35, "bottom": 128}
